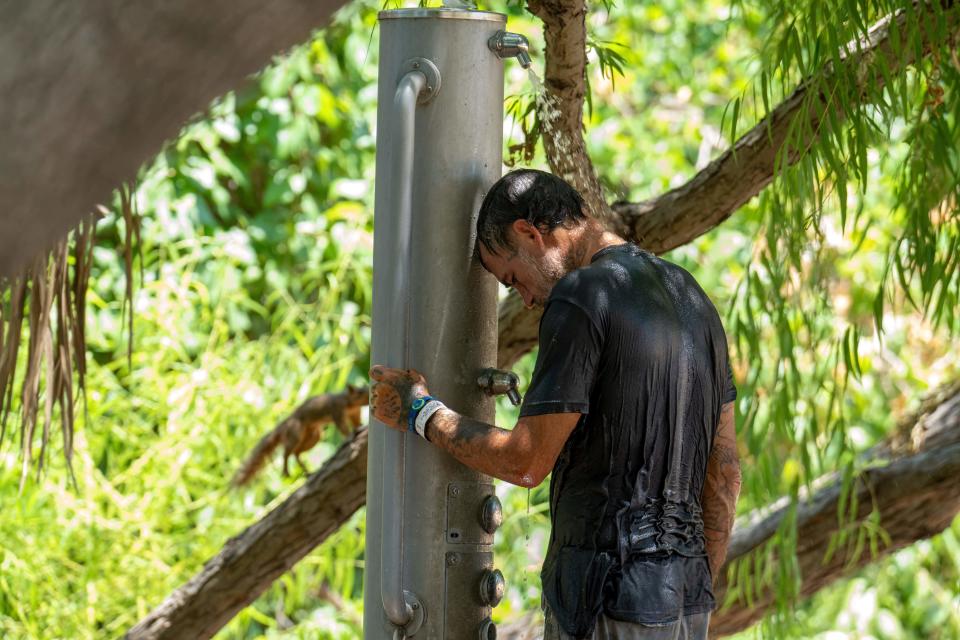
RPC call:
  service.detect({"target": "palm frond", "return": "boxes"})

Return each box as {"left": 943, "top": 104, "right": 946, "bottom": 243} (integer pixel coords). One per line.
{"left": 0, "top": 184, "right": 140, "bottom": 484}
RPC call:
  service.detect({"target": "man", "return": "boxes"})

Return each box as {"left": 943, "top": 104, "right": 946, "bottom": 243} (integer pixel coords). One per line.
{"left": 370, "top": 169, "right": 740, "bottom": 639}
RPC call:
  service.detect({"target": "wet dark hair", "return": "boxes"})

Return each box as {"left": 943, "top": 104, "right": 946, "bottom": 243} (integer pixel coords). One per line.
{"left": 476, "top": 169, "right": 586, "bottom": 254}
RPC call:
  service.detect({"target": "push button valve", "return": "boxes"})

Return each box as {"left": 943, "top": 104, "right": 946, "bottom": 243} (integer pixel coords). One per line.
{"left": 479, "top": 568, "right": 505, "bottom": 607}
{"left": 480, "top": 495, "right": 503, "bottom": 534}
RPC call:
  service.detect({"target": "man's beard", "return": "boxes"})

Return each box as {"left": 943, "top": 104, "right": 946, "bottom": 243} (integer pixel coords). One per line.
{"left": 517, "top": 247, "right": 570, "bottom": 306}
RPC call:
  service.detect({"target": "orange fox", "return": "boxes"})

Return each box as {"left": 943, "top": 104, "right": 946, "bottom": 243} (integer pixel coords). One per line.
{"left": 232, "top": 385, "right": 368, "bottom": 486}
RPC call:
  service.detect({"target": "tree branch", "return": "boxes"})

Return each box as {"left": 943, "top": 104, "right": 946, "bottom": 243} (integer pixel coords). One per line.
{"left": 497, "top": 292, "right": 543, "bottom": 368}
{"left": 125, "top": 428, "right": 368, "bottom": 640}
{"left": 614, "top": 0, "right": 959, "bottom": 255}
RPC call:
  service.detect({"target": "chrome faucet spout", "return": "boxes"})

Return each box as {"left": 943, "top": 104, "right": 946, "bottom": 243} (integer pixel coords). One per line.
{"left": 488, "top": 30, "right": 532, "bottom": 69}
{"left": 516, "top": 50, "right": 532, "bottom": 69}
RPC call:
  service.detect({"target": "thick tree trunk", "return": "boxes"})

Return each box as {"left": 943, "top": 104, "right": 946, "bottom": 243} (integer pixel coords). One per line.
{"left": 129, "top": 383, "right": 960, "bottom": 638}
{"left": 125, "top": 429, "right": 368, "bottom": 640}
{"left": 495, "top": 2, "right": 960, "bottom": 370}
{"left": 0, "top": 0, "right": 347, "bottom": 278}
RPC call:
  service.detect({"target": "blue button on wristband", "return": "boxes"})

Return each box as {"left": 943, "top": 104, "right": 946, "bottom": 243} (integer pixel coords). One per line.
{"left": 408, "top": 396, "right": 433, "bottom": 433}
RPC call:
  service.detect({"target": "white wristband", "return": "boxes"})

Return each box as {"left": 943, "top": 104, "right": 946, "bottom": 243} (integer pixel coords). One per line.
{"left": 415, "top": 400, "right": 445, "bottom": 439}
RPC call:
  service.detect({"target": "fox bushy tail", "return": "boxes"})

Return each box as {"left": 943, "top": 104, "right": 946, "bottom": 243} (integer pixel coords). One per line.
{"left": 231, "top": 419, "right": 290, "bottom": 486}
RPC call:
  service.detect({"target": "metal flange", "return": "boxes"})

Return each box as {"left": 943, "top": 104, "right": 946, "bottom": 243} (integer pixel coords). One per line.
{"left": 401, "top": 57, "right": 441, "bottom": 104}
{"left": 401, "top": 590, "right": 426, "bottom": 637}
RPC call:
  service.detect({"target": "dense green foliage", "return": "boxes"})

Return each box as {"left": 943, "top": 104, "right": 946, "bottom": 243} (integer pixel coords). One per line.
{"left": 2, "top": 0, "right": 958, "bottom": 638}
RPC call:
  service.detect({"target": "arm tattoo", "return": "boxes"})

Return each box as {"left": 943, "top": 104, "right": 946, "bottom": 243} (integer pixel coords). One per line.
{"left": 701, "top": 405, "right": 741, "bottom": 583}
{"left": 369, "top": 365, "right": 542, "bottom": 486}
{"left": 426, "top": 408, "right": 534, "bottom": 486}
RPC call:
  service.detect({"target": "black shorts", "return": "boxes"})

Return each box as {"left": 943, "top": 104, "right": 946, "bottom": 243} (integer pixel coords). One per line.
{"left": 543, "top": 607, "right": 710, "bottom": 640}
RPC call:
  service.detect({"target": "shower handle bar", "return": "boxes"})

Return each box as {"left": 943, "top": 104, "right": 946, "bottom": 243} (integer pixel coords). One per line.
{"left": 381, "top": 67, "right": 428, "bottom": 631}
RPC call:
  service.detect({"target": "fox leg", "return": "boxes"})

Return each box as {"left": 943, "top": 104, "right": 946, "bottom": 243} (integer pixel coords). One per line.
{"left": 332, "top": 407, "right": 351, "bottom": 436}
{"left": 295, "top": 454, "right": 310, "bottom": 476}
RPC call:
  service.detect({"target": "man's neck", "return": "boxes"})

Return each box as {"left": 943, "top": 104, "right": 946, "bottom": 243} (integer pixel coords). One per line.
{"left": 573, "top": 224, "right": 627, "bottom": 268}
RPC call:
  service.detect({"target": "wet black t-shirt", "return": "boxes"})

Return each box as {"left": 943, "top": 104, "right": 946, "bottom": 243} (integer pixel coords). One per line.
{"left": 520, "top": 243, "right": 736, "bottom": 637}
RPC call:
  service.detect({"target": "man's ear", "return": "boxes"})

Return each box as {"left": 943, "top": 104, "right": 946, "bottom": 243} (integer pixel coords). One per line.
{"left": 511, "top": 219, "right": 544, "bottom": 249}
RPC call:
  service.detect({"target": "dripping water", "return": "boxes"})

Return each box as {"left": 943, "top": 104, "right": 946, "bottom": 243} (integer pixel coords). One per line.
{"left": 527, "top": 67, "right": 542, "bottom": 93}
{"left": 523, "top": 66, "right": 587, "bottom": 190}
{"left": 523, "top": 487, "right": 532, "bottom": 594}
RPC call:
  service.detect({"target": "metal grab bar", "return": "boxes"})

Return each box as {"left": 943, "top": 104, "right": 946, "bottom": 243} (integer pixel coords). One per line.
{"left": 381, "top": 68, "right": 427, "bottom": 629}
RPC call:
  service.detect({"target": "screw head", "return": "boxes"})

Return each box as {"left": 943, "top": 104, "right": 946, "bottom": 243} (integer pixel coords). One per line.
{"left": 450, "top": 486, "right": 460, "bottom": 497}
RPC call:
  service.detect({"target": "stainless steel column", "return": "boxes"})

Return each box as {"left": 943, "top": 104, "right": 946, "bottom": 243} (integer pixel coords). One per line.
{"left": 365, "top": 8, "right": 505, "bottom": 640}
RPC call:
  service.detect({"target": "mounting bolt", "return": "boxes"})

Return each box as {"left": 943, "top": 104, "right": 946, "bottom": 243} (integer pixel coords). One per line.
{"left": 401, "top": 590, "right": 425, "bottom": 636}
{"left": 447, "top": 552, "right": 462, "bottom": 566}
{"left": 450, "top": 485, "right": 460, "bottom": 497}
{"left": 401, "top": 57, "right": 440, "bottom": 104}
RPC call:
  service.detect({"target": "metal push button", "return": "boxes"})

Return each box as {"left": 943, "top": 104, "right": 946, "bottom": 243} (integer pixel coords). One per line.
{"left": 479, "top": 568, "right": 505, "bottom": 607}
{"left": 480, "top": 495, "right": 503, "bottom": 534}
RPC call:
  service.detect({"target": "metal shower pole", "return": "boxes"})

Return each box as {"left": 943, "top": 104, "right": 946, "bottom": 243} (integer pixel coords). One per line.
{"left": 364, "top": 8, "right": 508, "bottom": 640}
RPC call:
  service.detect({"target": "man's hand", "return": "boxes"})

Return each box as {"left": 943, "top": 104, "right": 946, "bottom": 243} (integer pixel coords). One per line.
{"left": 369, "top": 365, "right": 431, "bottom": 431}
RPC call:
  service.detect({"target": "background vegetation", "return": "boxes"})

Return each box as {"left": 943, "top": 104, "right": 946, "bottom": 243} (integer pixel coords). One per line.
{"left": 1, "top": 0, "right": 958, "bottom": 638}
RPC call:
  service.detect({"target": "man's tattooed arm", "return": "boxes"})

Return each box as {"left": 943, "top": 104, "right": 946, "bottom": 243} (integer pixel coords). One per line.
{"left": 701, "top": 402, "right": 741, "bottom": 584}
{"left": 369, "top": 364, "right": 579, "bottom": 487}
{"left": 425, "top": 407, "right": 578, "bottom": 487}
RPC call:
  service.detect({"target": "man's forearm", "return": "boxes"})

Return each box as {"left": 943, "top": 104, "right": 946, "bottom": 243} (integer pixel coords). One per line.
{"left": 701, "top": 405, "right": 741, "bottom": 582}
{"left": 368, "top": 365, "right": 576, "bottom": 487}
{"left": 425, "top": 407, "right": 539, "bottom": 487}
